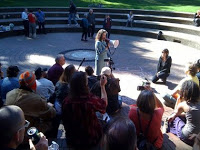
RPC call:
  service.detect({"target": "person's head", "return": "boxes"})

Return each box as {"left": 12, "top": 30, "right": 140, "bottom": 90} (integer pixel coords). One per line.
{"left": 180, "top": 80, "right": 199, "bottom": 104}
{"left": 0, "top": 105, "right": 29, "bottom": 149}
{"left": 106, "top": 14, "right": 110, "bottom": 18}
{"left": 195, "top": 59, "right": 200, "bottom": 72}
{"left": 184, "top": 62, "right": 198, "bottom": 77}
{"left": 161, "top": 48, "right": 169, "bottom": 59}
{"left": 101, "top": 67, "right": 111, "bottom": 78}
{"left": 85, "top": 66, "right": 94, "bottom": 76}
{"left": 24, "top": 8, "right": 28, "bottom": 13}
{"left": 105, "top": 117, "right": 137, "bottom": 150}
{"left": 55, "top": 54, "right": 65, "bottom": 66}
{"left": 89, "top": 8, "right": 93, "bottom": 14}
{"left": 69, "top": 71, "right": 89, "bottom": 98}
{"left": 59, "top": 65, "right": 76, "bottom": 83}
{"left": 35, "top": 67, "right": 48, "bottom": 80}
{"left": 137, "top": 90, "right": 156, "bottom": 115}
{"left": 95, "top": 29, "right": 107, "bottom": 41}
{"left": 19, "top": 71, "right": 37, "bottom": 92}
{"left": 7, "top": 66, "right": 20, "bottom": 78}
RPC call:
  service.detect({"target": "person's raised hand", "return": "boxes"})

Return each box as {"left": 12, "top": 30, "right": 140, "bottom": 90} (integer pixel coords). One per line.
{"left": 100, "top": 75, "right": 107, "bottom": 87}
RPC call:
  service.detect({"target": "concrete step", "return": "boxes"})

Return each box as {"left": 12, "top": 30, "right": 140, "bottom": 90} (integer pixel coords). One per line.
{"left": 0, "top": 7, "right": 194, "bottom": 18}
{"left": 1, "top": 24, "right": 199, "bottom": 50}
{"left": 0, "top": 12, "right": 193, "bottom": 25}
{"left": 0, "top": 17, "right": 198, "bottom": 36}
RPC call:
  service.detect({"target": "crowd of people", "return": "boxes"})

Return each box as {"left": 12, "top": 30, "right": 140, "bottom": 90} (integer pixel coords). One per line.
{"left": 0, "top": 51, "right": 199, "bottom": 150}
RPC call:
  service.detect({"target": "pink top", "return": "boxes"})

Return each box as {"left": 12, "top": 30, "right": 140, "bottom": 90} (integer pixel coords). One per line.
{"left": 129, "top": 106, "right": 164, "bottom": 148}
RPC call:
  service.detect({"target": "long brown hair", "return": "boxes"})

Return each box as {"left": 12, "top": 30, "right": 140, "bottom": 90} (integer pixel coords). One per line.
{"left": 69, "top": 71, "right": 89, "bottom": 99}
{"left": 95, "top": 29, "right": 107, "bottom": 42}
{"left": 59, "top": 65, "right": 75, "bottom": 84}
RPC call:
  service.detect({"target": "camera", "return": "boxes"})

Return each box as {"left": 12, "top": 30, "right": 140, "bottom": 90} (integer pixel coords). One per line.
{"left": 137, "top": 80, "right": 150, "bottom": 91}
{"left": 27, "top": 127, "right": 41, "bottom": 145}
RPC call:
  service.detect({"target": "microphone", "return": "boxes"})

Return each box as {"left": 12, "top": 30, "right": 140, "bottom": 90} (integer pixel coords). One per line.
{"left": 77, "top": 58, "right": 85, "bottom": 71}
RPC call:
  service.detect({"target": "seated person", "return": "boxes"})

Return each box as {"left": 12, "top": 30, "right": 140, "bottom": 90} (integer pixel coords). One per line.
{"left": 47, "top": 54, "right": 65, "bottom": 85}
{"left": 35, "top": 67, "right": 55, "bottom": 100}
{"left": 85, "top": 66, "right": 98, "bottom": 89}
{"left": 0, "top": 105, "right": 48, "bottom": 150}
{"left": 54, "top": 64, "right": 76, "bottom": 114}
{"left": 129, "top": 90, "right": 164, "bottom": 149}
{"left": 5, "top": 71, "right": 56, "bottom": 134}
{"left": 195, "top": 59, "right": 200, "bottom": 81}
{"left": 126, "top": 11, "right": 134, "bottom": 27}
{"left": 62, "top": 72, "right": 107, "bottom": 149}
{"left": 104, "top": 117, "right": 137, "bottom": 150}
{"left": 167, "top": 80, "right": 200, "bottom": 146}
{"left": 163, "top": 63, "right": 199, "bottom": 108}
{"left": 91, "top": 67, "right": 121, "bottom": 115}
{"left": 0, "top": 66, "right": 20, "bottom": 103}
{"left": 194, "top": 10, "right": 200, "bottom": 27}
{"left": 152, "top": 49, "right": 172, "bottom": 84}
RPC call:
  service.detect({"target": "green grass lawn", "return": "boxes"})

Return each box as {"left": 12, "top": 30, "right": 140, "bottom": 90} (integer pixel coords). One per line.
{"left": 0, "top": 0, "right": 200, "bottom": 13}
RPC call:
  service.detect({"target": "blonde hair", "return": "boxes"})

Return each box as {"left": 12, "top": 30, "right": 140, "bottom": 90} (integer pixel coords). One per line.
{"left": 95, "top": 29, "right": 107, "bottom": 42}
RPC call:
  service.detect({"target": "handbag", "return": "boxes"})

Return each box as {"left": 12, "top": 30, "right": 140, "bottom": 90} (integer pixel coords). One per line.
{"left": 137, "top": 108, "right": 158, "bottom": 150}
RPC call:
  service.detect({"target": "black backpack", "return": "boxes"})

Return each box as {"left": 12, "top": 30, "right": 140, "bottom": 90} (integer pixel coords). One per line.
{"left": 137, "top": 108, "right": 158, "bottom": 150}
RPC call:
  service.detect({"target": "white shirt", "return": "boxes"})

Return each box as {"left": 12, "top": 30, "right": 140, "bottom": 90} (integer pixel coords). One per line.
{"left": 22, "top": 11, "right": 28, "bottom": 20}
{"left": 36, "top": 78, "right": 55, "bottom": 100}
{"left": 127, "top": 14, "right": 134, "bottom": 21}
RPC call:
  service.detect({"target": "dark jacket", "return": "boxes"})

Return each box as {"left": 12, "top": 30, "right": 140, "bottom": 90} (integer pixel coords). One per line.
{"left": 69, "top": 3, "right": 77, "bottom": 14}
{"left": 87, "top": 13, "right": 95, "bottom": 25}
{"left": 157, "top": 56, "right": 172, "bottom": 74}
{"left": 103, "top": 18, "right": 112, "bottom": 29}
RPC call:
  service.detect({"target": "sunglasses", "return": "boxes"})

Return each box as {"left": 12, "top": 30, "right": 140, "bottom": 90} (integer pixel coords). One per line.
{"left": 18, "top": 120, "right": 30, "bottom": 131}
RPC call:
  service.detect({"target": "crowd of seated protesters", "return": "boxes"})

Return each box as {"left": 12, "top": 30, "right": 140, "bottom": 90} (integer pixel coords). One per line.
{"left": 0, "top": 54, "right": 200, "bottom": 150}
{"left": 163, "top": 62, "right": 199, "bottom": 108}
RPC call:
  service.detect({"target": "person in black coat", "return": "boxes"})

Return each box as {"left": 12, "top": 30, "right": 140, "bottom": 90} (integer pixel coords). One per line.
{"left": 152, "top": 49, "right": 172, "bottom": 84}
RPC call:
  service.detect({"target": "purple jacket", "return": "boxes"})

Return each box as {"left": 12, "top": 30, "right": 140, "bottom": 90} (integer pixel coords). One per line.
{"left": 47, "top": 63, "right": 64, "bottom": 85}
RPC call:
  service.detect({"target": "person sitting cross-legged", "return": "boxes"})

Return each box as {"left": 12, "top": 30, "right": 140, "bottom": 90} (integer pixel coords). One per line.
{"left": 104, "top": 117, "right": 137, "bottom": 150}
{"left": 35, "top": 67, "right": 55, "bottom": 101}
{"left": 0, "top": 66, "right": 20, "bottom": 103}
{"left": 5, "top": 71, "right": 56, "bottom": 134}
{"left": 129, "top": 90, "right": 164, "bottom": 149}
{"left": 62, "top": 71, "right": 108, "bottom": 149}
{"left": 167, "top": 80, "right": 200, "bottom": 146}
{"left": 0, "top": 105, "right": 48, "bottom": 150}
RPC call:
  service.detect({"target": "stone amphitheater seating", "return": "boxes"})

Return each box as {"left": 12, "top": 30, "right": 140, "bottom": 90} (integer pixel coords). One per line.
{"left": 0, "top": 7, "right": 200, "bottom": 50}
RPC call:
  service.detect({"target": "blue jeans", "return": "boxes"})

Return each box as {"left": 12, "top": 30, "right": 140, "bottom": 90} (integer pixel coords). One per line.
{"left": 68, "top": 13, "right": 78, "bottom": 25}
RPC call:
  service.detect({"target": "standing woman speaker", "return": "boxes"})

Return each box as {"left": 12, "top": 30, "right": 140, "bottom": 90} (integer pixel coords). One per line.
{"left": 95, "top": 29, "right": 109, "bottom": 75}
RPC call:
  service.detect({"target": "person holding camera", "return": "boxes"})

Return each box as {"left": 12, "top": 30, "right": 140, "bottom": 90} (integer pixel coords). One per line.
{"left": 152, "top": 48, "right": 172, "bottom": 84}
{"left": 0, "top": 105, "right": 48, "bottom": 150}
{"left": 62, "top": 71, "right": 108, "bottom": 149}
{"left": 129, "top": 89, "right": 164, "bottom": 149}
{"left": 95, "top": 29, "right": 109, "bottom": 75}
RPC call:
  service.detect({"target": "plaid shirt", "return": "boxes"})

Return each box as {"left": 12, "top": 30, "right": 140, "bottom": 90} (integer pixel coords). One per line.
{"left": 62, "top": 94, "right": 106, "bottom": 148}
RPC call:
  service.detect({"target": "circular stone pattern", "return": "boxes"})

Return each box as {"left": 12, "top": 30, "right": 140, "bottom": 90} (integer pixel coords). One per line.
{"left": 61, "top": 49, "right": 95, "bottom": 61}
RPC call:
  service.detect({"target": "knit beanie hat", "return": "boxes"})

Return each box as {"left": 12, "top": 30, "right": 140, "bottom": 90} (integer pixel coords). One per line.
{"left": 19, "top": 71, "right": 36, "bottom": 91}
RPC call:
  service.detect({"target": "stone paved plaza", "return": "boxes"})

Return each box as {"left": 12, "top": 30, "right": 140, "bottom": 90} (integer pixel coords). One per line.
{"left": 0, "top": 33, "right": 200, "bottom": 149}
